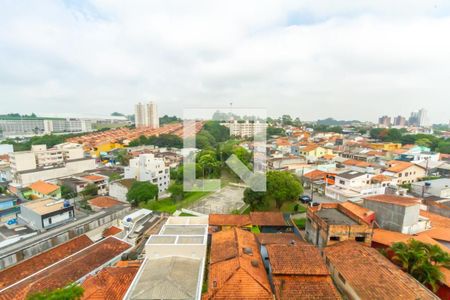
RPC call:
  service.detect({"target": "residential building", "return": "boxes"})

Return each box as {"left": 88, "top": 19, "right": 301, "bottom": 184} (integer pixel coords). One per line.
{"left": 0, "top": 195, "right": 20, "bottom": 223}
{"left": 267, "top": 156, "right": 306, "bottom": 170}
{"left": 79, "top": 174, "right": 108, "bottom": 195}
{"left": 369, "top": 143, "right": 402, "bottom": 151}
{"left": 0, "top": 236, "right": 131, "bottom": 300}
{"left": 109, "top": 179, "right": 135, "bottom": 202}
{"left": 297, "top": 144, "right": 333, "bottom": 160}
{"left": 203, "top": 227, "right": 273, "bottom": 299}
{"left": 409, "top": 108, "right": 429, "bottom": 127}
{"left": 0, "top": 118, "right": 93, "bottom": 137}
{"left": 378, "top": 115, "right": 391, "bottom": 127}
{"left": 9, "top": 143, "right": 96, "bottom": 186}
{"left": 222, "top": 120, "right": 267, "bottom": 138}
{"left": 382, "top": 160, "right": 426, "bottom": 185}
{"left": 18, "top": 198, "right": 75, "bottom": 230}
{"left": 28, "top": 180, "right": 61, "bottom": 199}
{"left": 362, "top": 194, "right": 431, "bottom": 234}
{"left": 305, "top": 202, "right": 374, "bottom": 248}
{"left": 249, "top": 211, "right": 290, "bottom": 233}
{"left": 81, "top": 261, "right": 141, "bottom": 300}
{"left": 124, "top": 154, "right": 170, "bottom": 193}
{"left": 208, "top": 214, "right": 252, "bottom": 231}
{"left": 266, "top": 242, "right": 341, "bottom": 300}
{"left": 323, "top": 241, "right": 438, "bottom": 300}
{"left": 125, "top": 216, "right": 208, "bottom": 300}
{"left": 134, "top": 101, "right": 159, "bottom": 128}
{"left": 88, "top": 196, "right": 123, "bottom": 211}
{"left": 325, "top": 171, "right": 385, "bottom": 201}
{"left": 393, "top": 115, "right": 406, "bottom": 127}
{"left": 411, "top": 178, "right": 450, "bottom": 198}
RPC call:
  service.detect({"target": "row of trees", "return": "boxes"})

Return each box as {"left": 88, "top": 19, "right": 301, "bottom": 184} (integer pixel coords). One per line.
{"left": 128, "top": 134, "right": 183, "bottom": 148}
{"left": 369, "top": 128, "right": 450, "bottom": 153}
{"left": 1, "top": 133, "right": 84, "bottom": 152}
{"left": 243, "top": 171, "right": 303, "bottom": 210}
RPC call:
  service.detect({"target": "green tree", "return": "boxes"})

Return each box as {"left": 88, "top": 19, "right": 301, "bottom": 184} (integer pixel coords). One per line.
{"left": 415, "top": 138, "right": 432, "bottom": 148}
{"left": 266, "top": 171, "right": 303, "bottom": 209}
{"left": 168, "top": 183, "right": 185, "bottom": 202}
{"left": 61, "top": 185, "right": 76, "bottom": 199}
{"left": 243, "top": 188, "right": 265, "bottom": 210}
{"left": 108, "top": 172, "right": 122, "bottom": 182}
{"left": 116, "top": 149, "right": 131, "bottom": 166}
{"left": 80, "top": 183, "right": 98, "bottom": 199}
{"left": 197, "top": 151, "right": 221, "bottom": 178}
{"left": 126, "top": 181, "right": 159, "bottom": 206}
{"left": 267, "top": 126, "right": 285, "bottom": 137}
{"left": 389, "top": 239, "right": 450, "bottom": 291}
{"left": 202, "top": 121, "right": 230, "bottom": 142}
{"left": 27, "top": 284, "right": 84, "bottom": 300}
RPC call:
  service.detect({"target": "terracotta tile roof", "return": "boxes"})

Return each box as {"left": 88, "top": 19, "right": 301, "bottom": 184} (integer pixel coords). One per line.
{"left": 372, "top": 229, "right": 441, "bottom": 248}
{"left": 272, "top": 275, "right": 341, "bottom": 300}
{"left": 0, "top": 235, "right": 93, "bottom": 290}
{"left": 385, "top": 160, "right": 420, "bottom": 173}
{"left": 324, "top": 241, "right": 437, "bottom": 300}
{"left": 371, "top": 174, "right": 393, "bottom": 182}
{"left": 267, "top": 243, "right": 329, "bottom": 275}
{"left": 418, "top": 227, "right": 450, "bottom": 242}
{"left": 339, "top": 201, "right": 374, "bottom": 224}
{"left": 275, "top": 138, "right": 291, "bottom": 147}
{"left": 304, "top": 169, "right": 326, "bottom": 180}
{"left": 301, "top": 144, "right": 320, "bottom": 152}
{"left": 102, "top": 226, "right": 123, "bottom": 238}
{"left": 208, "top": 214, "right": 251, "bottom": 227}
{"left": 82, "top": 175, "right": 106, "bottom": 182}
{"left": 28, "top": 180, "right": 59, "bottom": 195}
{"left": 256, "top": 233, "right": 302, "bottom": 245}
{"left": 0, "top": 237, "right": 132, "bottom": 300}
{"left": 250, "top": 212, "right": 287, "bottom": 226}
{"left": 420, "top": 210, "right": 450, "bottom": 229}
{"left": 363, "top": 194, "right": 421, "bottom": 207}
{"left": 205, "top": 228, "right": 272, "bottom": 299}
{"left": 322, "top": 154, "right": 336, "bottom": 160}
{"left": 81, "top": 264, "right": 140, "bottom": 300}
{"left": 342, "top": 159, "right": 373, "bottom": 168}
{"left": 88, "top": 196, "right": 122, "bottom": 209}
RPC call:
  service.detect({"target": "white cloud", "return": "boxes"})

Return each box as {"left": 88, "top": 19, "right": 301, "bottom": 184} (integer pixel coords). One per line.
{"left": 0, "top": 0, "right": 449, "bottom": 122}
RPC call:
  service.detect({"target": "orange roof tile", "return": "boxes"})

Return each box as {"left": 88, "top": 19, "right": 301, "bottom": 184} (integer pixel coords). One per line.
{"left": 256, "top": 233, "right": 302, "bottom": 245}
{"left": 339, "top": 201, "right": 374, "bottom": 224}
{"left": 0, "top": 235, "right": 93, "bottom": 290}
{"left": 82, "top": 175, "right": 106, "bottom": 182}
{"left": 250, "top": 212, "right": 287, "bottom": 226}
{"left": 205, "top": 228, "right": 272, "bottom": 300}
{"left": 322, "top": 154, "right": 336, "bottom": 160}
{"left": 28, "top": 180, "right": 59, "bottom": 195}
{"left": 385, "top": 160, "right": 422, "bottom": 173}
{"left": 0, "top": 237, "right": 132, "bottom": 300}
{"left": 266, "top": 243, "right": 329, "bottom": 275}
{"left": 364, "top": 194, "right": 421, "bottom": 207}
{"left": 304, "top": 169, "right": 327, "bottom": 180}
{"left": 208, "top": 214, "right": 251, "bottom": 227}
{"left": 81, "top": 264, "right": 140, "bottom": 300}
{"left": 342, "top": 159, "right": 373, "bottom": 168}
{"left": 272, "top": 275, "right": 341, "bottom": 300}
{"left": 371, "top": 174, "right": 393, "bottom": 182}
{"left": 88, "top": 196, "right": 122, "bottom": 209}
{"left": 102, "top": 226, "right": 122, "bottom": 238}
{"left": 324, "top": 241, "right": 437, "bottom": 300}
{"left": 420, "top": 210, "right": 450, "bottom": 230}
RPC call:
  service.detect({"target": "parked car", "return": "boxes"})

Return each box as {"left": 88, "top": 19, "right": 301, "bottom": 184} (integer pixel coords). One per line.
{"left": 299, "top": 195, "right": 312, "bottom": 203}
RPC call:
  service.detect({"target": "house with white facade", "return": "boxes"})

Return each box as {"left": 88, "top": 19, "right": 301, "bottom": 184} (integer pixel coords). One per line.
{"left": 325, "top": 171, "right": 385, "bottom": 202}
{"left": 124, "top": 154, "right": 170, "bottom": 193}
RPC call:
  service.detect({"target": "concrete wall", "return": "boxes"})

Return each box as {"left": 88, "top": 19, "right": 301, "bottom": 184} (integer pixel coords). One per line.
{"left": 363, "top": 200, "right": 420, "bottom": 232}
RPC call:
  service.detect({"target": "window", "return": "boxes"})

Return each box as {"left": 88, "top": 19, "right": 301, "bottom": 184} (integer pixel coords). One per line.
{"left": 398, "top": 173, "right": 402, "bottom": 177}
{"left": 48, "top": 217, "right": 52, "bottom": 224}
{"left": 338, "top": 272, "right": 346, "bottom": 284}
{"left": 330, "top": 236, "right": 340, "bottom": 241}
{"left": 355, "top": 236, "right": 365, "bottom": 242}
{"left": 339, "top": 180, "right": 345, "bottom": 185}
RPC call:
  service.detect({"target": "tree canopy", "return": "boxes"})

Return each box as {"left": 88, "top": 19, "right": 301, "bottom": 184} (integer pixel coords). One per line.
{"left": 388, "top": 239, "right": 450, "bottom": 292}
{"left": 126, "top": 181, "right": 159, "bottom": 206}
{"left": 243, "top": 171, "right": 303, "bottom": 210}
{"left": 128, "top": 134, "right": 183, "bottom": 148}
{"left": 26, "top": 284, "right": 84, "bottom": 300}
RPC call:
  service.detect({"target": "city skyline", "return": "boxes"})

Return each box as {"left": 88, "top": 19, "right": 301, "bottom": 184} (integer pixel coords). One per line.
{"left": 1, "top": 1, "right": 450, "bottom": 123}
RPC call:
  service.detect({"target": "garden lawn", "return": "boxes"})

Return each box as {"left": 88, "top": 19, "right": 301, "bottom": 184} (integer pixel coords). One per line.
{"left": 139, "top": 190, "right": 210, "bottom": 214}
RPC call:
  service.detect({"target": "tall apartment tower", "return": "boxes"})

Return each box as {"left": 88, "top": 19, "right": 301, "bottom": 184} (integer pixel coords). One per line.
{"left": 135, "top": 101, "right": 159, "bottom": 128}
{"left": 378, "top": 115, "right": 391, "bottom": 127}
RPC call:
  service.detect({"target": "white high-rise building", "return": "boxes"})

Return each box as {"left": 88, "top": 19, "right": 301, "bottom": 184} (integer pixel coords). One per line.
{"left": 135, "top": 102, "right": 159, "bottom": 128}
{"left": 124, "top": 154, "right": 170, "bottom": 193}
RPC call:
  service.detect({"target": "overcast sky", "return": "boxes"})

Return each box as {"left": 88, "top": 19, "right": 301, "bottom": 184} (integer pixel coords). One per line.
{"left": 1, "top": 1, "right": 450, "bottom": 123}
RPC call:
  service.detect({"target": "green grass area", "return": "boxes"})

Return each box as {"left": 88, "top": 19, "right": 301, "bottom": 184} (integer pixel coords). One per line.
{"left": 293, "top": 218, "right": 306, "bottom": 229}
{"left": 251, "top": 226, "right": 261, "bottom": 234}
{"left": 139, "top": 190, "right": 210, "bottom": 214}
{"left": 179, "top": 212, "right": 195, "bottom": 216}
{"left": 280, "top": 201, "right": 306, "bottom": 213}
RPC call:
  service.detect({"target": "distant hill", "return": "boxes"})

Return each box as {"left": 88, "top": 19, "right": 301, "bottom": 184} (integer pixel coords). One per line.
{"left": 316, "top": 118, "right": 361, "bottom": 126}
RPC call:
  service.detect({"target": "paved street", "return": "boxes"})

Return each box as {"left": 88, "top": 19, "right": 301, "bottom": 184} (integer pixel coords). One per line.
{"left": 301, "top": 188, "right": 338, "bottom": 203}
